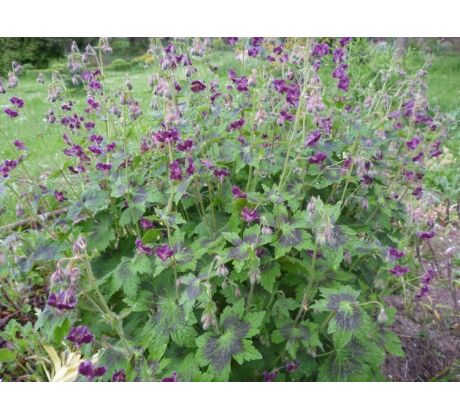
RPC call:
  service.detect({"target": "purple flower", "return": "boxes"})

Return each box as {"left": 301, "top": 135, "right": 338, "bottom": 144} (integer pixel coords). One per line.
{"left": 241, "top": 207, "right": 260, "bottom": 224}
{"left": 412, "top": 152, "right": 424, "bottom": 162}
{"left": 388, "top": 247, "right": 405, "bottom": 260}
{"left": 262, "top": 370, "right": 278, "bottom": 382}
{"left": 250, "top": 37, "right": 264, "bottom": 47}
{"left": 224, "top": 37, "right": 238, "bottom": 46}
{"left": 153, "top": 128, "right": 180, "bottom": 145}
{"left": 232, "top": 186, "right": 247, "bottom": 199}
{"left": 247, "top": 47, "right": 260, "bottom": 57}
{"left": 191, "top": 80, "right": 206, "bottom": 93}
{"left": 417, "top": 230, "right": 435, "bottom": 241}
{"left": 389, "top": 265, "right": 410, "bottom": 276}
{"left": 106, "top": 142, "right": 116, "bottom": 152}
{"left": 95, "top": 162, "right": 112, "bottom": 172}
{"left": 85, "top": 121, "right": 95, "bottom": 130}
{"left": 4, "top": 108, "right": 19, "bottom": 118}
{"left": 112, "top": 370, "right": 126, "bottom": 382}
{"left": 416, "top": 268, "right": 435, "bottom": 299}
{"left": 140, "top": 217, "right": 155, "bottom": 230}
{"left": 333, "top": 48, "right": 345, "bottom": 63}
{"left": 155, "top": 244, "right": 174, "bottom": 261}
{"left": 285, "top": 360, "right": 300, "bottom": 373}
{"left": 13, "top": 139, "right": 27, "bottom": 150}
{"left": 88, "top": 145, "right": 103, "bottom": 155}
{"left": 304, "top": 130, "right": 321, "bottom": 147}
{"left": 47, "top": 289, "right": 77, "bottom": 310}
{"left": 186, "top": 157, "right": 196, "bottom": 176}
{"left": 316, "top": 116, "right": 332, "bottom": 134}
{"left": 169, "top": 160, "right": 183, "bottom": 181}
{"left": 308, "top": 151, "right": 327, "bottom": 164}
{"left": 213, "top": 167, "right": 230, "bottom": 182}
{"left": 278, "top": 110, "right": 294, "bottom": 125}
{"left": 10, "top": 97, "right": 24, "bottom": 108}
{"left": 273, "top": 44, "right": 284, "bottom": 55}
{"left": 67, "top": 325, "right": 94, "bottom": 347}
{"left": 312, "top": 43, "right": 329, "bottom": 57}
{"left": 339, "top": 37, "right": 352, "bottom": 47}
{"left": 337, "top": 76, "right": 350, "bottom": 92}
{"left": 161, "top": 372, "right": 178, "bottom": 382}
{"left": 135, "top": 238, "right": 153, "bottom": 256}
{"left": 406, "top": 136, "right": 421, "bottom": 150}
{"left": 332, "top": 64, "right": 348, "bottom": 79}
{"left": 79, "top": 360, "right": 107, "bottom": 380}
{"left": 227, "top": 118, "right": 245, "bottom": 132}
{"left": 54, "top": 191, "right": 66, "bottom": 202}
{"left": 176, "top": 139, "right": 193, "bottom": 152}
{"left": 412, "top": 186, "right": 423, "bottom": 200}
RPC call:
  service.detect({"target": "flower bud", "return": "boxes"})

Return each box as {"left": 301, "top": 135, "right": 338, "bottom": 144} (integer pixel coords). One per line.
{"left": 73, "top": 236, "right": 87, "bottom": 255}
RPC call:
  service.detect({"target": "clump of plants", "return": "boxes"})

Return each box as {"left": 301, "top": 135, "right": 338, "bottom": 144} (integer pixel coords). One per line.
{"left": 0, "top": 37, "right": 448, "bottom": 381}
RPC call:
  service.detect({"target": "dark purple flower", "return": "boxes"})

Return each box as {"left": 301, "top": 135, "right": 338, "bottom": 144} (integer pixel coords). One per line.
{"left": 247, "top": 47, "right": 260, "bottom": 57}
{"left": 4, "top": 108, "right": 19, "bottom": 118}
{"left": 273, "top": 44, "right": 283, "bottom": 55}
{"left": 155, "top": 244, "right": 174, "bottom": 261}
{"left": 67, "top": 325, "right": 94, "bottom": 347}
{"left": 95, "top": 162, "right": 112, "bottom": 172}
{"left": 84, "top": 121, "right": 95, "bottom": 130}
{"left": 406, "top": 136, "right": 421, "bottom": 150}
{"left": 262, "top": 370, "right": 278, "bottom": 382}
{"left": 361, "top": 174, "right": 373, "bottom": 185}
{"left": 13, "top": 139, "right": 27, "bottom": 150}
{"left": 308, "top": 151, "right": 327, "bottom": 164}
{"left": 333, "top": 48, "right": 345, "bottom": 63}
{"left": 388, "top": 247, "right": 405, "bottom": 260}
{"left": 416, "top": 268, "right": 435, "bottom": 299}
{"left": 337, "top": 76, "right": 350, "bottom": 92}
{"left": 140, "top": 217, "right": 155, "bottom": 230}
{"left": 169, "top": 160, "right": 183, "bottom": 181}
{"left": 135, "top": 238, "right": 153, "bottom": 256}
{"left": 112, "top": 370, "right": 126, "bottom": 382}
{"left": 10, "top": 96, "right": 24, "bottom": 108}
{"left": 224, "top": 37, "right": 238, "bottom": 46}
{"left": 152, "top": 128, "right": 180, "bottom": 145}
{"left": 106, "top": 142, "right": 116, "bottom": 152}
{"left": 278, "top": 110, "right": 294, "bottom": 125}
{"left": 285, "top": 360, "right": 300, "bottom": 373}
{"left": 88, "top": 145, "right": 103, "bottom": 155}
{"left": 339, "top": 37, "right": 352, "bottom": 47}
{"left": 241, "top": 207, "right": 260, "bottom": 224}
{"left": 232, "top": 186, "right": 247, "bottom": 199}
{"left": 176, "top": 139, "right": 193, "bottom": 152}
{"left": 250, "top": 37, "right": 264, "bottom": 47}
{"left": 227, "top": 118, "right": 245, "bottom": 132}
{"left": 304, "top": 130, "right": 321, "bottom": 147}
{"left": 191, "top": 80, "right": 206, "bottom": 93}
{"left": 162, "top": 372, "right": 178, "bottom": 382}
{"left": 389, "top": 265, "right": 410, "bottom": 276}
{"left": 332, "top": 64, "right": 348, "bottom": 79}
{"left": 213, "top": 167, "right": 230, "bottom": 182}
{"left": 412, "top": 186, "right": 423, "bottom": 200}
{"left": 47, "top": 289, "right": 77, "bottom": 310}
{"left": 186, "top": 157, "right": 196, "bottom": 176}
{"left": 312, "top": 43, "right": 329, "bottom": 57}
{"left": 54, "top": 191, "right": 66, "bottom": 202}
{"left": 79, "top": 360, "right": 107, "bottom": 380}
{"left": 412, "top": 152, "right": 424, "bottom": 163}
{"left": 417, "top": 230, "right": 435, "bottom": 241}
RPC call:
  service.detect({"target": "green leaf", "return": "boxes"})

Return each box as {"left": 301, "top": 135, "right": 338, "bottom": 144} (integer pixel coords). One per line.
{"left": 0, "top": 348, "right": 15, "bottom": 362}
{"left": 83, "top": 212, "right": 115, "bottom": 252}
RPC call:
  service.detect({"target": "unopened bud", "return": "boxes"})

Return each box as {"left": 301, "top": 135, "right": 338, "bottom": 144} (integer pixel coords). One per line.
{"left": 377, "top": 307, "right": 388, "bottom": 324}
{"left": 73, "top": 236, "right": 87, "bottom": 255}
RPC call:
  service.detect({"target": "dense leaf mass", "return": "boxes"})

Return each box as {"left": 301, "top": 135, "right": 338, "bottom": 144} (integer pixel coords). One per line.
{"left": 0, "top": 37, "right": 451, "bottom": 381}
